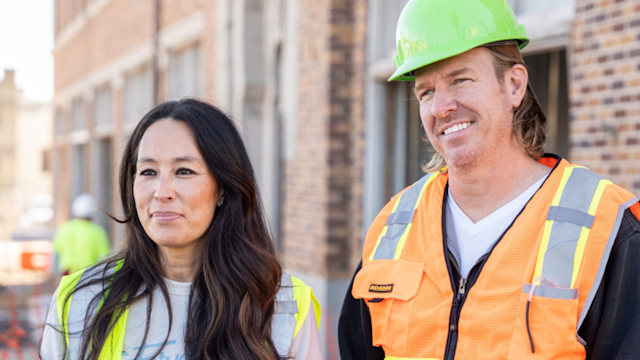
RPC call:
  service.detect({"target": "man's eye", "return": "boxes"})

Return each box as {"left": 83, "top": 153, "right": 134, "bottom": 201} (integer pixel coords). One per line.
{"left": 454, "top": 78, "right": 470, "bottom": 85}
{"left": 176, "top": 168, "right": 195, "bottom": 175}
{"left": 419, "top": 89, "right": 434, "bottom": 101}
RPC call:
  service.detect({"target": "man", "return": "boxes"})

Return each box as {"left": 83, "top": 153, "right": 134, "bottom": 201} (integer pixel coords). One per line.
{"left": 53, "top": 193, "right": 111, "bottom": 275}
{"left": 338, "top": 0, "right": 640, "bottom": 359}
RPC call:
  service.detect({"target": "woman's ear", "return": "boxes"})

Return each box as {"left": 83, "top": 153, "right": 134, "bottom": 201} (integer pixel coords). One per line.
{"left": 507, "top": 64, "right": 528, "bottom": 109}
{"left": 216, "top": 191, "right": 225, "bottom": 207}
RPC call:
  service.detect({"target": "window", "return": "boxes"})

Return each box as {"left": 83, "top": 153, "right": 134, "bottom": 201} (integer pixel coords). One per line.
{"left": 124, "top": 65, "right": 153, "bottom": 125}
{"left": 71, "top": 98, "right": 86, "bottom": 132}
{"left": 382, "top": 82, "right": 428, "bottom": 200}
{"left": 0, "top": 155, "right": 8, "bottom": 187}
{"left": 69, "top": 144, "right": 87, "bottom": 208}
{"left": 53, "top": 147, "right": 64, "bottom": 222}
{"left": 525, "top": 49, "right": 570, "bottom": 158}
{"left": 168, "top": 43, "right": 202, "bottom": 99}
{"left": 93, "top": 137, "right": 112, "bottom": 236}
{"left": 55, "top": 109, "right": 65, "bottom": 137}
{"left": 42, "top": 149, "right": 51, "bottom": 172}
{"left": 94, "top": 85, "right": 112, "bottom": 130}
{"left": 92, "top": 85, "right": 114, "bottom": 233}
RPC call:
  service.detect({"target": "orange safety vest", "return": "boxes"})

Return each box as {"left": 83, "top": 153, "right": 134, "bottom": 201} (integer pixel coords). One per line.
{"left": 353, "top": 157, "right": 639, "bottom": 359}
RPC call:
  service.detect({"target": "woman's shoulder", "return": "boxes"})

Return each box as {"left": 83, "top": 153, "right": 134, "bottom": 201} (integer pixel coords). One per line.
{"left": 276, "top": 273, "right": 320, "bottom": 325}
{"left": 272, "top": 274, "right": 322, "bottom": 357}
{"left": 276, "top": 273, "right": 311, "bottom": 302}
{"left": 57, "top": 260, "right": 122, "bottom": 300}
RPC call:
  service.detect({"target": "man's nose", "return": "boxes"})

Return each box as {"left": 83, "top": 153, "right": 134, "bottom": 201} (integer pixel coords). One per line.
{"left": 430, "top": 88, "right": 458, "bottom": 119}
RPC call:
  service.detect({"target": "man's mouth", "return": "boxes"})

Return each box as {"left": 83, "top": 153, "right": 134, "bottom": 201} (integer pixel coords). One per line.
{"left": 442, "top": 122, "right": 472, "bottom": 135}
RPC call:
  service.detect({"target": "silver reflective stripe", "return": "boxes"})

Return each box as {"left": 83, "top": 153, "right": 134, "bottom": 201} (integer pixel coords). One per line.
{"left": 275, "top": 300, "right": 298, "bottom": 314}
{"left": 547, "top": 206, "right": 594, "bottom": 228}
{"left": 541, "top": 168, "right": 603, "bottom": 288}
{"left": 272, "top": 273, "right": 298, "bottom": 357}
{"left": 62, "top": 263, "right": 115, "bottom": 359}
{"left": 577, "top": 197, "right": 638, "bottom": 335}
{"left": 373, "top": 174, "right": 430, "bottom": 260}
{"left": 385, "top": 210, "right": 416, "bottom": 225}
{"left": 522, "top": 284, "right": 578, "bottom": 300}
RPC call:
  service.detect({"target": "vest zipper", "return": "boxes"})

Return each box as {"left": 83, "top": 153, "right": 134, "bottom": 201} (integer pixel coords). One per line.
{"left": 443, "top": 252, "right": 490, "bottom": 360}
{"left": 440, "top": 179, "right": 545, "bottom": 359}
{"left": 444, "top": 276, "right": 466, "bottom": 359}
{"left": 458, "top": 277, "right": 467, "bottom": 295}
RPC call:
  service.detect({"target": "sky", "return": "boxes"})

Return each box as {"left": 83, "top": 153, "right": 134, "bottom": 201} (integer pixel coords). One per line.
{"left": 0, "top": 0, "right": 54, "bottom": 102}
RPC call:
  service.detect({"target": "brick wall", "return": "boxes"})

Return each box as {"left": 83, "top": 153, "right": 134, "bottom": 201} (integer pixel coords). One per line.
{"left": 570, "top": 0, "right": 640, "bottom": 193}
{"left": 55, "top": 0, "right": 88, "bottom": 35}
{"left": 201, "top": 4, "right": 217, "bottom": 102}
{"left": 54, "top": 0, "right": 218, "bottom": 225}
{"left": 55, "top": 0, "right": 154, "bottom": 92}
{"left": 281, "top": 0, "right": 366, "bottom": 278}
{"left": 282, "top": 0, "right": 330, "bottom": 275}
{"left": 327, "top": 0, "right": 367, "bottom": 277}
{"left": 55, "top": 0, "right": 216, "bottom": 98}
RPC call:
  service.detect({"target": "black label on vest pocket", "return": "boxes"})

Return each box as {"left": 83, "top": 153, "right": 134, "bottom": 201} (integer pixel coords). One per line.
{"left": 369, "top": 283, "right": 393, "bottom": 293}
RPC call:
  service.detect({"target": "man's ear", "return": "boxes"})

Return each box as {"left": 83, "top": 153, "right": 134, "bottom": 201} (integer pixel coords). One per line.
{"left": 506, "top": 64, "right": 528, "bottom": 109}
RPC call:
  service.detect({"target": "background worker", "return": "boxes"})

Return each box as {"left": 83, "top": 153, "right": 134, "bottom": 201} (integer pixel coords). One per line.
{"left": 338, "top": 0, "right": 640, "bottom": 359}
{"left": 53, "top": 193, "right": 111, "bottom": 275}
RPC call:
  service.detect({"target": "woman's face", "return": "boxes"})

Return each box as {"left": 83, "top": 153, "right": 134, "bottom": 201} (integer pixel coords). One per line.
{"left": 133, "top": 118, "right": 219, "bottom": 256}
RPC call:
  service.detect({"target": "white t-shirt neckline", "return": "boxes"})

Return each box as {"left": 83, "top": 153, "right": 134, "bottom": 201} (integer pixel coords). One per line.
{"left": 446, "top": 174, "right": 548, "bottom": 278}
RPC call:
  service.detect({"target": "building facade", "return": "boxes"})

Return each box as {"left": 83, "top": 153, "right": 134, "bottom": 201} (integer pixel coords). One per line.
{"left": 53, "top": 0, "right": 640, "bottom": 358}
{"left": 0, "top": 70, "right": 20, "bottom": 241}
{"left": 0, "top": 70, "right": 53, "bottom": 242}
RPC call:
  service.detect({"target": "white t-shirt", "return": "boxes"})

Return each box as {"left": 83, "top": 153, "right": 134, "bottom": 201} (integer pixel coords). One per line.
{"left": 41, "top": 274, "right": 322, "bottom": 359}
{"left": 121, "top": 278, "right": 190, "bottom": 359}
{"left": 446, "top": 175, "right": 547, "bottom": 278}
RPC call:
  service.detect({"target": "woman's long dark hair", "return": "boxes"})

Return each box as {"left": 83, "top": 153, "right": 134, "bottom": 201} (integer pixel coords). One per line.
{"left": 53, "top": 99, "right": 283, "bottom": 359}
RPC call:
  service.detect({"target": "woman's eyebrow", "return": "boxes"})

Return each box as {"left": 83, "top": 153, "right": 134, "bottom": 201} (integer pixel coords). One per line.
{"left": 137, "top": 155, "right": 202, "bottom": 164}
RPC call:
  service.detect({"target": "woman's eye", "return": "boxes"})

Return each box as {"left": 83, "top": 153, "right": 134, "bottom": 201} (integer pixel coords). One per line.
{"left": 176, "top": 168, "right": 195, "bottom": 175}
{"left": 139, "top": 169, "right": 156, "bottom": 176}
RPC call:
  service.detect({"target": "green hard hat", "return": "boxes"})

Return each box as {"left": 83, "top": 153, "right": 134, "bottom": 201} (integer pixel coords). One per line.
{"left": 389, "top": 0, "right": 529, "bottom": 81}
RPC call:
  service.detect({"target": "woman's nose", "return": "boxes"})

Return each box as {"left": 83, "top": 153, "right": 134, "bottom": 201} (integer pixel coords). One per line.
{"left": 153, "top": 175, "right": 175, "bottom": 200}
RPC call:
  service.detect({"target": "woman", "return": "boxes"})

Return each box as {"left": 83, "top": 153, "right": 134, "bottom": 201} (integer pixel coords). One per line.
{"left": 41, "top": 99, "right": 321, "bottom": 359}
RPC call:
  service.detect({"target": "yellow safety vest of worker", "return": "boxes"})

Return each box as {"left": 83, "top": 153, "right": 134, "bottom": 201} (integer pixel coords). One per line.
{"left": 55, "top": 261, "right": 321, "bottom": 359}
{"left": 53, "top": 218, "right": 111, "bottom": 274}
{"left": 352, "top": 156, "right": 639, "bottom": 358}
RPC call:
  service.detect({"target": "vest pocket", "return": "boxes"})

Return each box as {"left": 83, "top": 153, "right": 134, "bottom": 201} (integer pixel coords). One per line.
{"left": 352, "top": 259, "right": 423, "bottom": 351}
{"left": 507, "top": 284, "right": 586, "bottom": 359}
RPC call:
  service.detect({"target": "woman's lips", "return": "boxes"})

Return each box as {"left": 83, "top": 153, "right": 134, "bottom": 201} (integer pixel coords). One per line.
{"left": 152, "top": 212, "right": 181, "bottom": 222}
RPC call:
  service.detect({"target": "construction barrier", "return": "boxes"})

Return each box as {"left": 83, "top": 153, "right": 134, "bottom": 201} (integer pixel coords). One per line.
{"left": 0, "top": 241, "right": 52, "bottom": 287}
{"left": 0, "top": 241, "right": 53, "bottom": 359}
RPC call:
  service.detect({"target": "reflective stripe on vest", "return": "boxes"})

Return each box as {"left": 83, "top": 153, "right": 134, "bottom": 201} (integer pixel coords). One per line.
{"left": 528, "top": 165, "right": 639, "bottom": 331}
{"left": 57, "top": 261, "right": 126, "bottom": 359}
{"left": 272, "top": 274, "right": 299, "bottom": 354}
{"left": 532, "top": 166, "right": 608, "bottom": 291}
{"left": 370, "top": 172, "right": 438, "bottom": 260}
